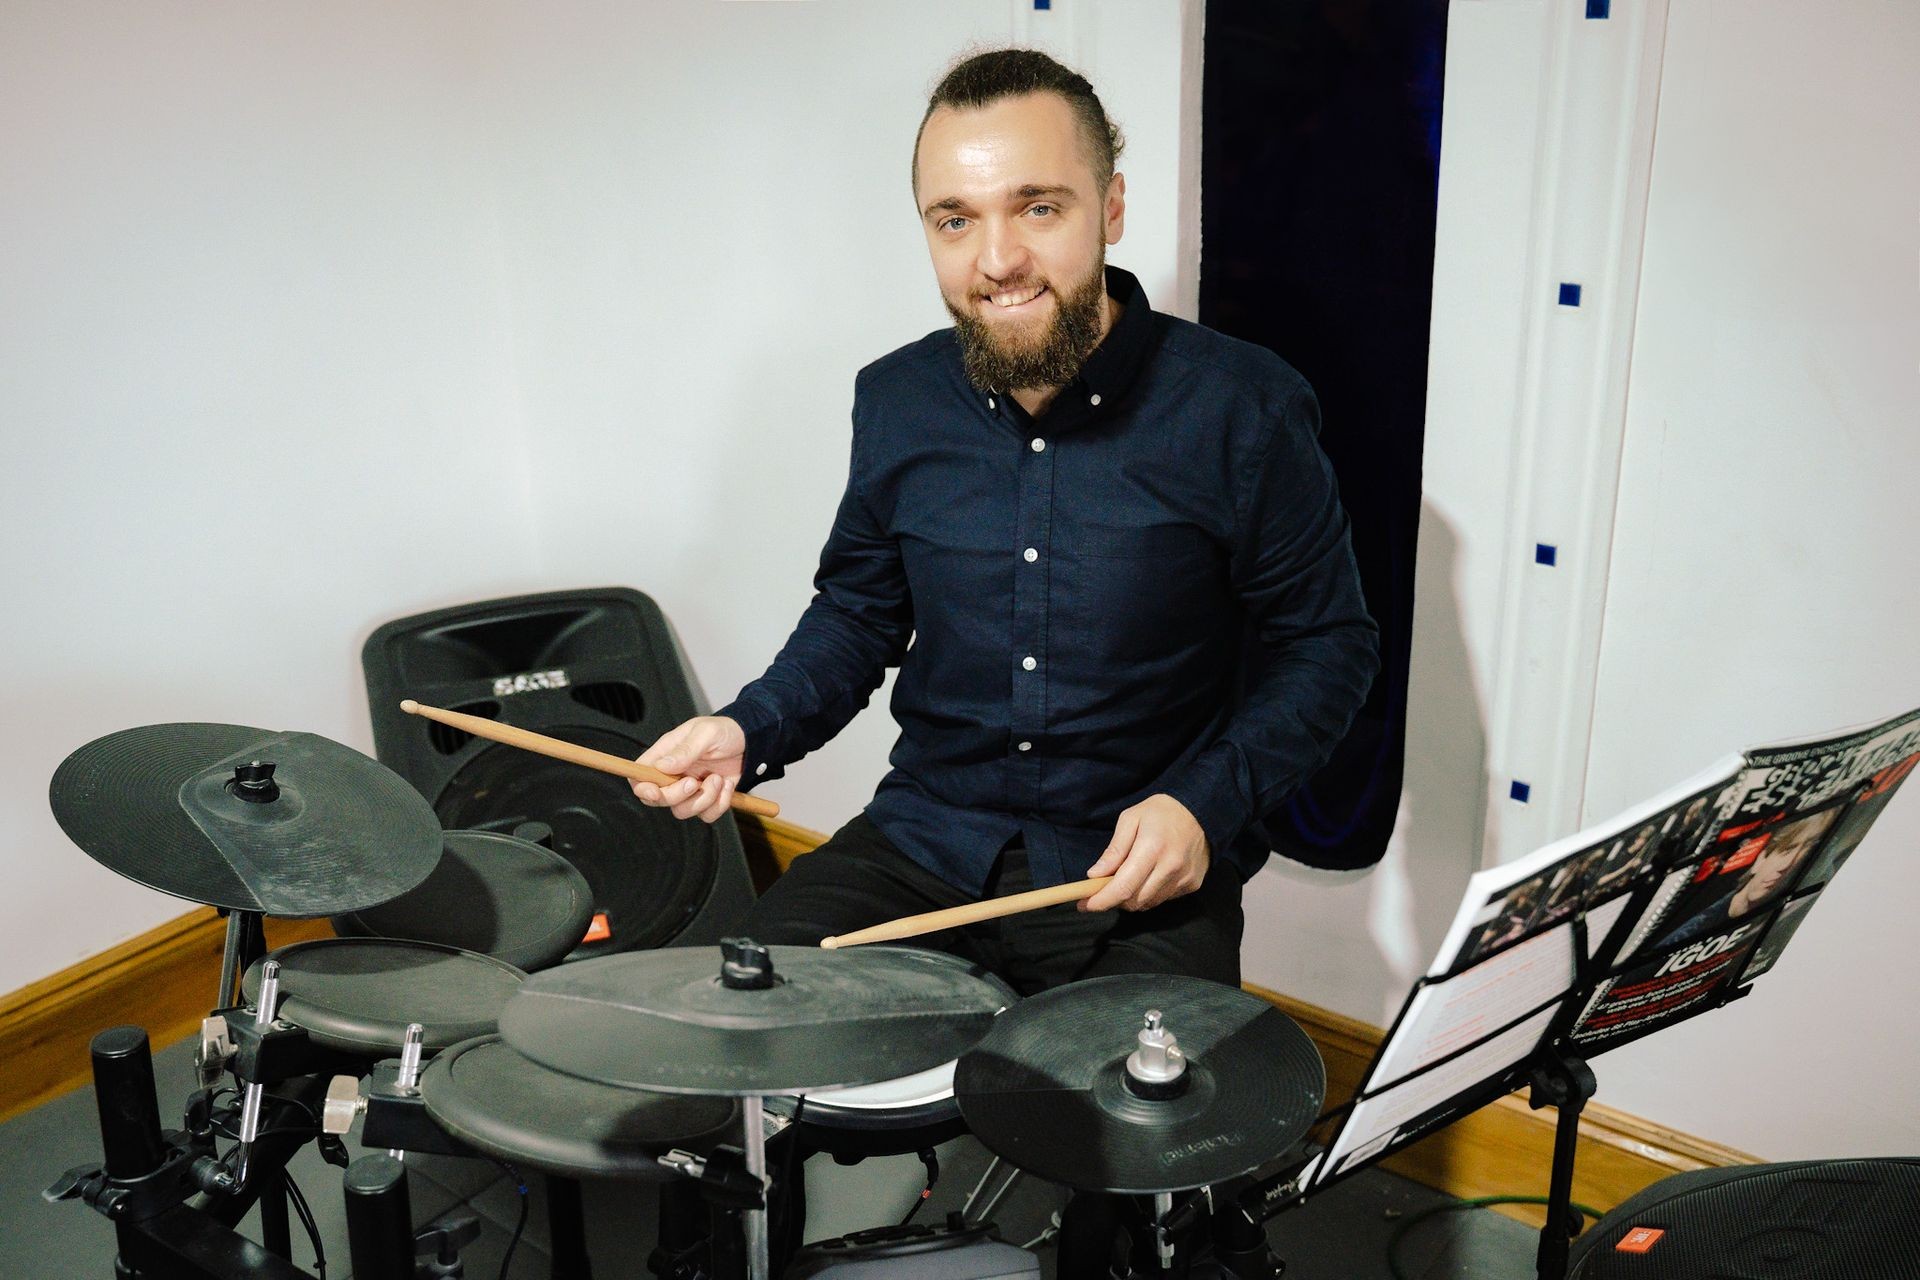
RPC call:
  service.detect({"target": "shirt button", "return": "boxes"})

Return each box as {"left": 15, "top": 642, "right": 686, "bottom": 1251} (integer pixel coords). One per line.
{"left": 1017, "top": 741, "right": 1032, "bottom": 752}
{"left": 987, "top": 396, "right": 996, "bottom": 410}
{"left": 1030, "top": 438, "right": 1046, "bottom": 453}
{"left": 754, "top": 762, "right": 768, "bottom": 777}
{"left": 1089, "top": 393, "right": 1102, "bottom": 407}
{"left": 1023, "top": 547, "right": 1038, "bottom": 563}
{"left": 1022, "top": 655, "right": 1037, "bottom": 671}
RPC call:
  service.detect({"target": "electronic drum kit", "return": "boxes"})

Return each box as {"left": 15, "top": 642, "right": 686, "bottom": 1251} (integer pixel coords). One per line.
{"left": 44, "top": 721, "right": 1329, "bottom": 1279}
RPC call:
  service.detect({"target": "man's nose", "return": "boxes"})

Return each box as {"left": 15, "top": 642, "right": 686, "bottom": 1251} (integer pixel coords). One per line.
{"left": 976, "top": 219, "right": 1032, "bottom": 282}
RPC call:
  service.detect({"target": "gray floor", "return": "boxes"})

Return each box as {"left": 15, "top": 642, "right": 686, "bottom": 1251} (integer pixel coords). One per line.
{"left": 2, "top": 1037, "right": 1540, "bottom": 1278}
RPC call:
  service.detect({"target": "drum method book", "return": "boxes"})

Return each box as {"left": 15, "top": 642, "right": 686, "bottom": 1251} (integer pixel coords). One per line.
{"left": 1308, "top": 705, "right": 1919, "bottom": 1186}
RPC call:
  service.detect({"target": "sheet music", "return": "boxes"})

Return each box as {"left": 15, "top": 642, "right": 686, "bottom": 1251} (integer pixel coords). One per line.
{"left": 1322, "top": 1003, "right": 1558, "bottom": 1177}
{"left": 1369, "top": 923, "right": 1575, "bottom": 1089}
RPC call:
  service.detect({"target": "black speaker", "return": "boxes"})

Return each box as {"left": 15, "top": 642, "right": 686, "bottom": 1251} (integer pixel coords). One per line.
{"left": 362, "top": 587, "right": 754, "bottom": 959}
{"left": 1568, "top": 1158, "right": 1920, "bottom": 1279}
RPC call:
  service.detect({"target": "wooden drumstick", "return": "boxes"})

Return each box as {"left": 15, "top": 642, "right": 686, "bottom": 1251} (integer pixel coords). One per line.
{"left": 399, "top": 699, "right": 780, "bottom": 819}
{"left": 819, "top": 876, "right": 1116, "bottom": 949}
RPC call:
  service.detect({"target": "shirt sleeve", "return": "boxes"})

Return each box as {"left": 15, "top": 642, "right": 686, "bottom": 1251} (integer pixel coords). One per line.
{"left": 715, "top": 410, "right": 912, "bottom": 788}
{"left": 1157, "top": 381, "right": 1379, "bottom": 874}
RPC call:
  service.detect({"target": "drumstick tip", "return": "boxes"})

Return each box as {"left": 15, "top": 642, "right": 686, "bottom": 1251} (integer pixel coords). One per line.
{"left": 819, "top": 936, "right": 842, "bottom": 949}
{"left": 399, "top": 699, "right": 420, "bottom": 714}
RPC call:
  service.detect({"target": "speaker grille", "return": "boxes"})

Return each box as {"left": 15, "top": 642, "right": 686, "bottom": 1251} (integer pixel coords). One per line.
{"left": 1570, "top": 1159, "right": 1920, "bottom": 1279}
{"left": 427, "top": 701, "right": 502, "bottom": 755}
{"left": 431, "top": 724, "right": 717, "bottom": 956}
{"left": 570, "top": 680, "right": 645, "bottom": 723}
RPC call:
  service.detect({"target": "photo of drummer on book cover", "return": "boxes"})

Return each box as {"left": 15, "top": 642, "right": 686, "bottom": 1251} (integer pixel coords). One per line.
{"left": 1795, "top": 750, "right": 1918, "bottom": 891}
{"left": 1645, "top": 807, "right": 1838, "bottom": 954}
{"left": 1451, "top": 850, "right": 1594, "bottom": 970}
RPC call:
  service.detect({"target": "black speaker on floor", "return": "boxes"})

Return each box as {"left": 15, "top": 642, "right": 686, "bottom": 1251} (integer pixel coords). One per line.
{"left": 362, "top": 588, "right": 754, "bottom": 960}
{"left": 1567, "top": 1158, "right": 1920, "bottom": 1279}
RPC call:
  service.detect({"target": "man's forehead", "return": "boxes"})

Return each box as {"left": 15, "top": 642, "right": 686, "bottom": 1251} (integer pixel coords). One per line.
{"left": 916, "top": 92, "right": 1095, "bottom": 195}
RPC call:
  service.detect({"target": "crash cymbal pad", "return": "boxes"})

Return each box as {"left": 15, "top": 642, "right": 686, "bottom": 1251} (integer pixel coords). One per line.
{"left": 954, "top": 974, "right": 1324, "bottom": 1194}
{"left": 500, "top": 940, "right": 1010, "bottom": 1096}
{"left": 50, "top": 722, "right": 442, "bottom": 917}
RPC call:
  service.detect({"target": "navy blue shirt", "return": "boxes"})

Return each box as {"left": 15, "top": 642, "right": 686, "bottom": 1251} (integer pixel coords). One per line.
{"left": 718, "top": 267, "right": 1377, "bottom": 892}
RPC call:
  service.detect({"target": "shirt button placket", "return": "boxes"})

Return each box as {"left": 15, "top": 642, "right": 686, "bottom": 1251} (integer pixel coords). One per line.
{"left": 1014, "top": 430, "right": 1052, "bottom": 805}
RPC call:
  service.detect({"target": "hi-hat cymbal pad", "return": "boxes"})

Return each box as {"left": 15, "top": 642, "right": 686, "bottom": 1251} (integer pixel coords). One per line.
{"left": 500, "top": 941, "right": 1009, "bottom": 1096}
{"left": 955, "top": 974, "right": 1324, "bottom": 1194}
{"left": 50, "top": 722, "right": 442, "bottom": 917}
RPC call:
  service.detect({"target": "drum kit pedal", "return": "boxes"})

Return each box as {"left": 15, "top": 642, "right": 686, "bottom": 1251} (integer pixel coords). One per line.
{"left": 43, "top": 720, "right": 1328, "bottom": 1279}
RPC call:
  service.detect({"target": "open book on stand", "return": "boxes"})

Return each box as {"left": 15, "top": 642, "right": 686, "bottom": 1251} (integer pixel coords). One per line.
{"left": 1289, "top": 703, "right": 1918, "bottom": 1191}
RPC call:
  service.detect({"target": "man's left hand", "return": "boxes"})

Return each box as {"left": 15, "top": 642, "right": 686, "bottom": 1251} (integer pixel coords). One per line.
{"left": 1081, "top": 794, "right": 1210, "bottom": 912}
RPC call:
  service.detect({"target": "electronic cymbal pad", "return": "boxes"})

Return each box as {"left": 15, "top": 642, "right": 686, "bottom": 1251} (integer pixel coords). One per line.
{"left": 499, "top": 940, "right": 1010, "bottom": 1096}
{"left": 954, "top": 974, "right": 1325, "bottom": 1194}
{"left": 49, "top": 722, "right": 443, "bottom": 917}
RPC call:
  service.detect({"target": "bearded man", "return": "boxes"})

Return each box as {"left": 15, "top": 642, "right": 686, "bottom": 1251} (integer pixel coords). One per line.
{"left": 634, "top": 48, "right": 1377, "bottom": 996}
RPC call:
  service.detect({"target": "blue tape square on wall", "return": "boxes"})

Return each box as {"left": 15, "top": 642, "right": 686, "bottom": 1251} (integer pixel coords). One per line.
{"left": 1034, "top": 0, "right": 1051, "bottom": 9}
{"left": 1587, "top": 0, "right": 1610, "bottom": 18}
{"left": 1558, "top": 283, "right": 1582, "bottom": 307}
{"left": 1535, "top": 543, "right": 1557, "bottom": 566}
{"left": 1510, "top": 780, "right": 1532, "bottom": 804}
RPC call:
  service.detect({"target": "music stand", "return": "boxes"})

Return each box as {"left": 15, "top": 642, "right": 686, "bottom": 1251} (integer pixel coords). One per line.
{"left": 1228, "top": 704, "right": 1919, "bottom": 1280}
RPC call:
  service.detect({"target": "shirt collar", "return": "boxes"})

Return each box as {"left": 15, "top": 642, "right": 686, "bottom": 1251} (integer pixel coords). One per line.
{"left": 958, "top": 265, "right": 1157, "bottom": 430}
{"left": 1075, "top": 264, "right": 1154, "bottom": 410}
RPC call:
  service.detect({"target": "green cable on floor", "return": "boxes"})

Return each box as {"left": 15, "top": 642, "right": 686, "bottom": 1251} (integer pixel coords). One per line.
{"left": 1386, "top": 1195, "right": 1605, "bottom": 1280}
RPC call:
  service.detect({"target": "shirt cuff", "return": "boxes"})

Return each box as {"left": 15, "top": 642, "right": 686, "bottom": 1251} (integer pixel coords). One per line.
{"left": 1158, "top": 743, "right": 1256, "bottom": 866}
{"left": 713, "top": 693, "right": 786, "bottom": 791}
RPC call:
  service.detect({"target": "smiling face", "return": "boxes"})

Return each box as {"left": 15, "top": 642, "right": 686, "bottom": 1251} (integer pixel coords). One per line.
{"left": 914, "top": 91, "right": 1125, "bottom": 393}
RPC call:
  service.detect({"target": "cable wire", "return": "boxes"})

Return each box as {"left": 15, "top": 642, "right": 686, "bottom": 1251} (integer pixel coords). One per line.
{"left": 283, "top": 1171, "right": 326, "bottom": 1279}
{"left": 1386, "top": 1195, "right": 1604, "bottom": 1280}
{"left": 491, "top": 1159, "right": 529, "bottom": 1280}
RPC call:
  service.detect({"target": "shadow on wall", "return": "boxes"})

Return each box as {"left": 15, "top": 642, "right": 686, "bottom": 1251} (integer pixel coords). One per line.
{"left": 1242, "top": 499, "right": 1488, "bottom": 1026}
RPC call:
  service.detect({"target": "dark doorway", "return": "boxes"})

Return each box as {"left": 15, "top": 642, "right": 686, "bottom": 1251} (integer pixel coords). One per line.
{"left": 1202, "top": 0, "right": 1446, "bottom": 870}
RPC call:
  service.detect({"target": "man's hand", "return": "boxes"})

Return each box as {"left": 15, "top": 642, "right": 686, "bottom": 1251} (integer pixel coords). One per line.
{"left": 1080, "top": 794, "right": 1210, "bottom": 912}
{"left": 631, "top": 716, "right": 748, "bottom": 824}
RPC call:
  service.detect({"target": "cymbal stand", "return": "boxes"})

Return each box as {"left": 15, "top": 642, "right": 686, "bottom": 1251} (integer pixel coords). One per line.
{"left": 1151, "top": 1193, "right": 1177, "bottom": 1272}
{"left": 742, "top": 1095, "right": 771, "bottom": 1280}
{"left": 216, "top": 909, "right": 261, "bottom": 1009}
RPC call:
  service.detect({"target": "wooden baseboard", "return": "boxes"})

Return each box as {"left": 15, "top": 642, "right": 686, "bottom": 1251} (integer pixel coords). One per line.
{"left": 3, "top": 820, "right": 1751, "bottom": 1222}
{"left": 0, "top": 909, "right": 333, "bottom": 1124}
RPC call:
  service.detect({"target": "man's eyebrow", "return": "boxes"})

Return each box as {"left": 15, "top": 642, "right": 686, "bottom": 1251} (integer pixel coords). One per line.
{"left": 921, "top": 185, "right": 1080, "bottom": 221}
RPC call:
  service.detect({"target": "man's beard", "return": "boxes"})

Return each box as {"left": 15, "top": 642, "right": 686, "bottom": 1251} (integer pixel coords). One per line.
{"left": 946, "top": 253, "right": 1108, "bottom": 393}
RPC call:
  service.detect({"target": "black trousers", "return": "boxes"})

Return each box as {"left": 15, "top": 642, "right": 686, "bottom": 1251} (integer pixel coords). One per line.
{"left": 745, "top": 812, "right": 1245, "bottom": 993}
{"left": 746, "top": 812, "right": 1246, "bottom": 1279}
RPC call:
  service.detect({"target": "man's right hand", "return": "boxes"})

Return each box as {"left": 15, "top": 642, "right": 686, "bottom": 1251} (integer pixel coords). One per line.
{"left": 632, "top": 715, "right": 748, "bottom": 823}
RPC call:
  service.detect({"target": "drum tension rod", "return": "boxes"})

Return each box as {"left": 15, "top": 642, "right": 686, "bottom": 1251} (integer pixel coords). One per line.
{"left": 219, "top": 959, "right": 282, "bottom": 1192}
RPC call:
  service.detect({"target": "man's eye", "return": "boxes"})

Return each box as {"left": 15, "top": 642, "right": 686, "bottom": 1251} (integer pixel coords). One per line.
{"left": 1028, "top": 204, "right": 1056, "bottom": 217}
{"left": 940, "top": 216, "right": 968, "bottom": 232}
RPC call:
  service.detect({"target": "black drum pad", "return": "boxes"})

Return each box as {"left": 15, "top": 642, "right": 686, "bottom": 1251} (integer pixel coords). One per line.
{"left": 420, "top": 1036, "right": 738, "bottom": 1179}
{"left": 955, "top": 974, "right": 1324, "bottom": 1194}
{"left": 332, "top": 830, "right": 593, "bottom": 972}
{"left": 242, "top": 938, "right": 524, "bottom": 1056}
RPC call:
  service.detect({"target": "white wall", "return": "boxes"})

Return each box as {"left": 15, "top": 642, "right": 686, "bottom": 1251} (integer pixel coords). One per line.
{"left": 0, "top": 3, "right": 545, "bottom": 993}
{"left": 0, "top": 1, "right": 1196, "bottom": 995}
{"left": 1580, "top": 0, "right": 1920, "bottom": 1159}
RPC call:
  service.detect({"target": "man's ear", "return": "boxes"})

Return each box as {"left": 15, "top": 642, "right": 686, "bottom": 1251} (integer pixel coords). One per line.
{"left": 1104, "top": 171, "right": 1127, "bottom": 245}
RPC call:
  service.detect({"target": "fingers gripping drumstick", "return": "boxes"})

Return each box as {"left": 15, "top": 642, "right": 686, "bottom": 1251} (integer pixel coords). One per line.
{"left": 819, "top": 877, "right": 1115, "bottom": 949}
{"left": 399, "top": 700, "right": 780, "bottom": 819}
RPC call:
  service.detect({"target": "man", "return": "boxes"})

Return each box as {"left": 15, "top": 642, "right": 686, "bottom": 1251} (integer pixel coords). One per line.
{"left": 633, "top": 48, "right": 1376, "bottom": 992}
